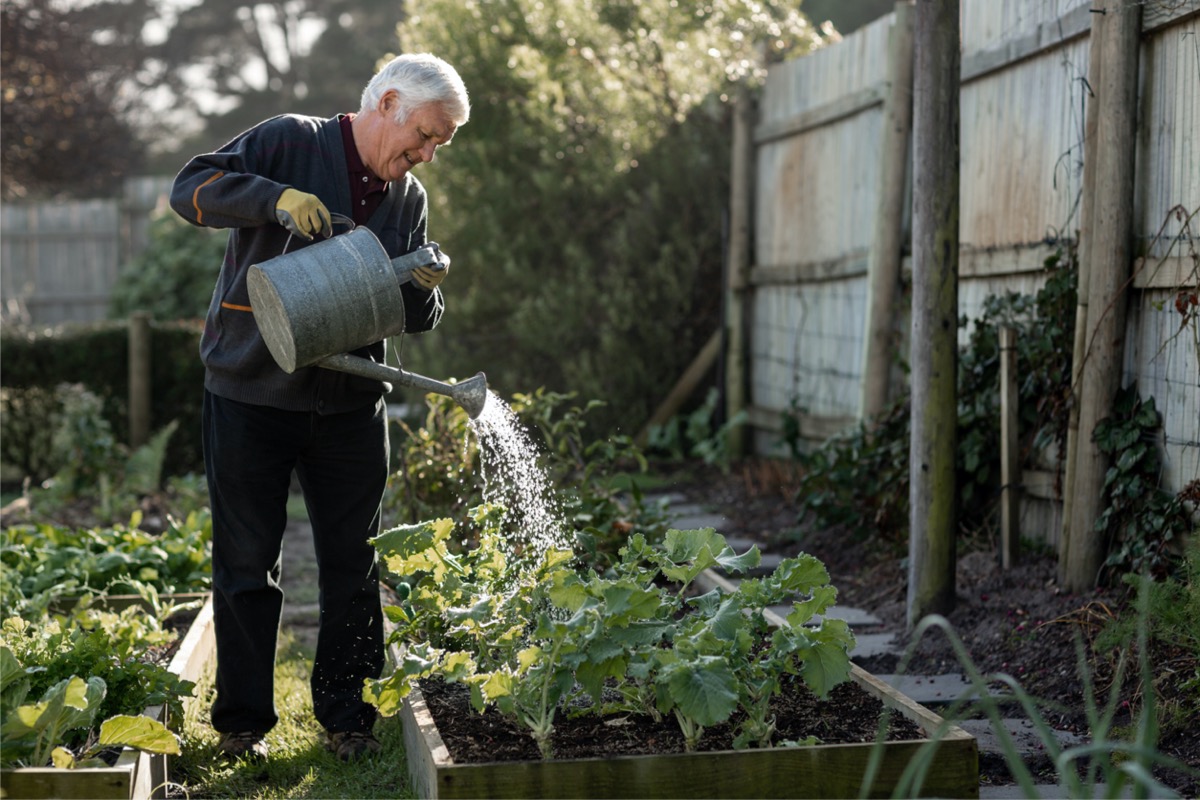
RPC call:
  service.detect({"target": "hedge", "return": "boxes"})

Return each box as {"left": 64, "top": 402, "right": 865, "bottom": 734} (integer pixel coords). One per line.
{"left": 1, "top": 319, "right": 205, "bottom": 479}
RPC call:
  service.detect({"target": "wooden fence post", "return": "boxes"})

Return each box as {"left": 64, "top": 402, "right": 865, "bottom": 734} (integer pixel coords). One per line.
{"left": 999, "top": 326, "right": 1020, "bottom": 569}
{"left": 1063, "top": 0, "right": 1142, "bottom": 592}
{"left": 128, "top": 311, "right": 152, "bottom": 448}
{"left": 1058, "top": 1, "right": 1105, "bottom": 584}
{"left": 907, "top": 0, "right": 960, "bottom": 630}
{"left": 861, "top": 0, "right": 915, "bottom": 421}
{"left": 724, "top": 85, "right": 755, "bottom": 458}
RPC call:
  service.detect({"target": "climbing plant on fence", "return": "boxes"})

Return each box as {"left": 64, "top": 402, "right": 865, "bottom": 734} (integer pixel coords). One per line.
{"left": 786, "top": 249, "right": 1078, "bottom": 547}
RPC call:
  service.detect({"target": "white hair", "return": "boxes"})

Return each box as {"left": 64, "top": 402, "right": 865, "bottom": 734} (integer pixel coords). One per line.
{"left": 359, "top": 53, "right": 470, "bottom": 126}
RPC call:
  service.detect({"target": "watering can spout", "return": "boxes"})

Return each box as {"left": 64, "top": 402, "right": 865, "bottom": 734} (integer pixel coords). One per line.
{"left": 318, "top": 354, "right": 489, "bottom": 419}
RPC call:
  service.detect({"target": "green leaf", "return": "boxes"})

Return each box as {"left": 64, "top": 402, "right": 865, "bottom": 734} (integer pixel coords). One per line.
{"left": 446, "top": 595, "right": 498, "bottom": 630}
{"left": 771, "top": 555, "right": 831, "bottom": 595}
{"left": 600, "top": 581, "right": 662, "bottom": 620}
{"left": 58, "top": 676, "right": 105, "bottom": 732}
{"left": 440, "top": 652, "right": 476, "bottom": 682}
{"left": 479, "top": 670, "right": 515, "bottom": 704}
{"left": 607, "top": 621, "right": 675, "bottom": 649}
{"left": 50, "top": 747, "right": 76, "bottom": 768}
{"left": 799, "top": 622, "right": 854, "bottom": 698}
{"left": 662, "top": 528, "right": 726, "bottom": 564}
{"left": 701, "top": 595, "right": 745, "bottom": 641}
{"left": 0, "top": 645, "right": 24, "bottom": 693}
{"left": 786, "top": 585, "right": 839, "bottom": 626}
{"left": 548, "top": 572, "right": 588, "bottom": 612}
{"left": 98, "top": 715, "right": 181, "bottom": 755}
{"left": 576, "top": 656, "right": 626, "bottom": 704}
{"left": 363, "top": 674, "right": 412, "bottom": 716}
{"left": 714, "top": 544, "right": 761, "bottom": 575}
{"left": 662, "top": 656, "right": 739, "bottom": 727}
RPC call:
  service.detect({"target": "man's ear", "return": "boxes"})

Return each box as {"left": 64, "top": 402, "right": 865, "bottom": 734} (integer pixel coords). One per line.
{"left": 379, "top": 89, "right": 401, "bottom": 116}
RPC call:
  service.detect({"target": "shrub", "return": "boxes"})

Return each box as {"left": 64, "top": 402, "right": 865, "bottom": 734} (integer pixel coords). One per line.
{"left": 109, "top": 209, "right": 226, "bottom": 322}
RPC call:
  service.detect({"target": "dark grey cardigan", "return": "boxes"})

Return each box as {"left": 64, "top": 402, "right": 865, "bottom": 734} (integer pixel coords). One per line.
{"left": 170, "top": 113, "right": 443, "bottom": 413}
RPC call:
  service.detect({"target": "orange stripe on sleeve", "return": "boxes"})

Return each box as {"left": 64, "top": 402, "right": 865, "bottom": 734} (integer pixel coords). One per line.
{"left": 221, "top": 301, "right": 253, "bottom": 312}
{"left": 192, "top": 172, "right": 225, "bottom": 224}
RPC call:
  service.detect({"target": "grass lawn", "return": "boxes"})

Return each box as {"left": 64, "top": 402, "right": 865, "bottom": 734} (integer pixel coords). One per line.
{"left": 172, "top": 630, "right": 414, "bottom": 799}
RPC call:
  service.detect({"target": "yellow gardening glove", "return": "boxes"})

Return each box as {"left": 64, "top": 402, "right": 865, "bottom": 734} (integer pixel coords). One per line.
{"left": 275, "top": 188, "right": 331, "bottom": 240}
{"left": 412, "top": 251, "right": 450, "bottom": 290}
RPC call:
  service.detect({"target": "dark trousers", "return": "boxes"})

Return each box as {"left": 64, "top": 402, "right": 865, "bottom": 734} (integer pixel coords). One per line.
{"left": 202, "top": 390, "right": 387, "bottom": 735}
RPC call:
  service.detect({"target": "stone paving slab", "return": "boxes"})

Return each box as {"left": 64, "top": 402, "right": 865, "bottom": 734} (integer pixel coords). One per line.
{"left": 956, "top": 718, "right": 1083, "bottom": 759}
{"left": 872, "top": 673, "right": 1011, "bottom": 705}
{"left": 849, "top": 632, "right": 901, "bottom": 659}
{"left": 670, "top": 511, "right": 734, "bottom": 531}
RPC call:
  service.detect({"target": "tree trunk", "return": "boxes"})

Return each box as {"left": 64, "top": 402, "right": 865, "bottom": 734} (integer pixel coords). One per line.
{"left": 907, "top": 0, "right": 960, "bottom": 630}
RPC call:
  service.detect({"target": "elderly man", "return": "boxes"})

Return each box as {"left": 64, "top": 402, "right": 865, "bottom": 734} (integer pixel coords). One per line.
{"left": 170, "top": 53, "right": 469, "bottom": 763}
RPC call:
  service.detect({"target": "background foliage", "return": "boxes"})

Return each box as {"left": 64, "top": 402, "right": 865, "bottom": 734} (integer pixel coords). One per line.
{"left": 0, "top": 321, "right": 205, "bottom": 478}
{"left": 390, "top": 0, "right": 827, "bottom": 436}
{"left": 109, "top": 211, "right": 227, "bottom": 321}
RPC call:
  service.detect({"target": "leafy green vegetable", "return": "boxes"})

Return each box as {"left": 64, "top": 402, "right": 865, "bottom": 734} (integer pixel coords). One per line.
{"left": 368, "top": 511, "right": 855, "bottom": 755}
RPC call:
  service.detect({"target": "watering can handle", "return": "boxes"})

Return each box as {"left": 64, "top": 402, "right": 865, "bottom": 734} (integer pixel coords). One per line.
{"left": 280, "top": 213, "right": 356, "bottom": 255}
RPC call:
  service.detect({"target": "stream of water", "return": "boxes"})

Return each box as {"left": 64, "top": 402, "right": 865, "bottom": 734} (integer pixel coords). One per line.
{"left": 468, "top": 391, "right": 573, "bottom": 564}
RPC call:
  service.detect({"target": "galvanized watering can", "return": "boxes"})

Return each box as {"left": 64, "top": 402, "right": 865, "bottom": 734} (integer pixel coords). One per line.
{"left": 246, "top": 222, "right": 489, "bottom": 419}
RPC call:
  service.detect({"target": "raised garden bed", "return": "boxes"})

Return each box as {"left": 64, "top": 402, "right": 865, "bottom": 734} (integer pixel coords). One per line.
{"left": 371, "top": 517, "right": 981, "bottom": 799}
{"left": 1, "top": 594, "right": 216, "bottom": 800}
{"left": 398, "top": 659, "right": 977, "bottom": 799}
{"left": 388, "top": 560, "right": 978, "bottom": 800}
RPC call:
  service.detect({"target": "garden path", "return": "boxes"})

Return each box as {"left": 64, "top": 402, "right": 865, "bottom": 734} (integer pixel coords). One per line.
{"left": 279, "top": 515, "right": 321, "bottom": 655}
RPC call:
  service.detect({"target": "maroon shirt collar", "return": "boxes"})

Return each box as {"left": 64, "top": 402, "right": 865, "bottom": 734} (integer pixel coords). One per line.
{"left": 340, "top": 113, "right": 387, "bottom": 224}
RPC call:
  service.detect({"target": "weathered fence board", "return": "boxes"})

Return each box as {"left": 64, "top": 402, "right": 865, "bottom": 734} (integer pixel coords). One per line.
{"left": 960, "top": 39, "right": 1091, "bottom": 249}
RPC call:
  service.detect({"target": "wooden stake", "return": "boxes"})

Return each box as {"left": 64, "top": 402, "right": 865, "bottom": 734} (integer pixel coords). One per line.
{"left": 724, "top": 85, "right": 755, "bottom": 458}
{"left": 1059, "top": 0, "right": 1106, "bottom": 584}
{"left": 636, "top": 331, "right": 722, "bottom": 449}
{"left": 999, "top": 326, "right": 1020, "bottom": 569}
{"left": 128, "top": 311, "right": 152, "bottom": 449}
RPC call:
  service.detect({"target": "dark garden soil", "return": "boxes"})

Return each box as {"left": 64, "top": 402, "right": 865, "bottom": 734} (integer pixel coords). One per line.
{"left": 421, "top": 674, "right": 923, "bottom": 763}
{"left": 664, "top": 460, "right": 1200, "bottom": 796}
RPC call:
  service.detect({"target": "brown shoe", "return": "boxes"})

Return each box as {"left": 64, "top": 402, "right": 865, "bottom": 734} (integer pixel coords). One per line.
{"left": 325, "top": 730, "right": 382, "bottom": 762}
{"left": 217, "top": 731, "right": 268, "bottom": 761}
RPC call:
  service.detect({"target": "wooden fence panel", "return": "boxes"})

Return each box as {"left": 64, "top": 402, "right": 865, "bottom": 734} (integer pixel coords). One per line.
{"left": 1124, "top": 292, "right": 1200, "bottom": 495}
{"left": 1123, "top": 12, "right": 1200, "bottom": 501}
{"left": 960, "top": 38, "right": 1091, "bottom": 250}
{"left": 0, "top": 176, "right": 173, "bottom": 326}
{"left": 745, "top": 0, "right": 1199, "bottom": 507}
{"left": 1135, "top": 14, "right": 1200, "bottom": 259}
{"left": 961, "top": 0, "right": 1092, "bottom": 58}
{"left": 1, "top": 201, "right": 120, "bottom": 326}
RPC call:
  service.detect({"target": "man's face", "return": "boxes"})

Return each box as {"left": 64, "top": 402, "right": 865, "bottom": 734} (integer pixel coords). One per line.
{"left": 370, "top": 91, "right": 457, "bottom": 182}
